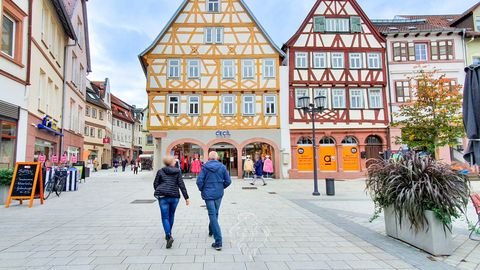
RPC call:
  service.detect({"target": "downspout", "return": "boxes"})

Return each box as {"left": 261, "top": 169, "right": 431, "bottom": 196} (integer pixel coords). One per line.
{"left": 26, "top": 0, "right": 33, "bottom": 85}
{"left": 59, "top": 39, "right": 78, "bottom": 157}
{"left": 385, "top": 35, "right": 394, "bottom": 150}
{"left": 461, "top": 28, "right": 467, "bottom": 66}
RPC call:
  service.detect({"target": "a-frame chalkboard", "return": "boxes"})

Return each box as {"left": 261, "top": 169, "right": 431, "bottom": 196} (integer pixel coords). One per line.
{"left": 6, "top": 162, "right": 44, "bottom": 208}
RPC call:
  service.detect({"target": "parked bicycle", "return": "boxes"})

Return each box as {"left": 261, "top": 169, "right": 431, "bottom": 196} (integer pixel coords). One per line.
{"left": 44, "top": 168, "right": 68, "bottom": 200}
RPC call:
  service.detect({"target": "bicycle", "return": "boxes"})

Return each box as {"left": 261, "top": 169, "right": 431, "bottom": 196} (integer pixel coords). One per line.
{"left": 44, "top": 168, "right": 68, "bottom": 200}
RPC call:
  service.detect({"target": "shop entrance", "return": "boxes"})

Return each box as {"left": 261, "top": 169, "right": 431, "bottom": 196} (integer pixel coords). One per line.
{"left": 242, "top": 142, "right": 275, "bottom": 178}
{"left": 209, "top": 143, "right": 238, "bottom": 177}
{"left": 171, "top": 143, "right": 204, "bottom": 178}
{"left": 365, "top": 135, "right": 383, "bottom": 167}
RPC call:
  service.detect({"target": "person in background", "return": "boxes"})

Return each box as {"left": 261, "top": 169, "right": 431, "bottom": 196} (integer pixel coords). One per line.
{"left": 133, "top": 161, "right": 139, "bottom": 175}
{"left": 113, "top": 159, "right": 119, "bottom": 172}
{"left": 153, "top": 156, "right": 190, "bottom": 249}
{"left": 251, "top": 155, "right": 267, "bottom": 186}
{"left": 121, "top": 159, "right": 127, "bottom": 172}
{"left": 196, "top": 151, "right": 232, "bottom": 251}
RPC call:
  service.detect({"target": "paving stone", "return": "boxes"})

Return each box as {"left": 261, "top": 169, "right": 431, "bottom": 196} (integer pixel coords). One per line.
{"left": 90, "top": 256, "right": 126, "bottom": 265}
{"left": 123, "top": 256, "right": 165, "bottom": 264}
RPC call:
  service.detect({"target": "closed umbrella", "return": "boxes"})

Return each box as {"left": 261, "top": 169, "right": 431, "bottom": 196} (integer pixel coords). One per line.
{"left": 463, "top": 65, "right": 480, "bottom": 165}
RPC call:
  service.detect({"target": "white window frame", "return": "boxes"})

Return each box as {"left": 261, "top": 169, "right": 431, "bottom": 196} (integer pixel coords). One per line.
{"left": 187, "top": 95, "right": 201, "bottom": 116}
{"left": 368, "top": 88, "right": 383, "bottom": 109}
{"left": 331, "top": 53, "right": 345, "bottom": 69}
{"left": 263, "top": 59, "right": 276, "bottom": 78}
{"left": 242, "top": 95, "right": 256, "bottom": 116}
{"left": 167, "top": 95, "right": 180, "bottom": 115}
{"left": 207, "top": 0, "right": 220, "bottom": 12}
{"left": 222, "top": 95, "right": 235, "bottom": 116}
{"left": 242, "top": 59, "right": 255, "bottom": 79}
{"left": 349, "top": 89, "right": 365, "bottom": 109}
{"left": 295, "top": 88, "right": 309, "bottom": 108}
{"left": 1, "top": 14, "right": 16, "bottom": 58}
{"left": 349, "top": 53, "right": 362, "bottom": 69}
{"left": 222, "top": 59, "right": 236, "bottom": 79}
{"left": 295, "top": 52, "right": 308, "bottom": 69}
{"left": 332, "top": 89, "right": 346, "bottom": 109}
{"left": 313, "top": 52, "right": 327, "bottom": 69}
{"left": 367, "top": 53, "right": 381, "bottom": 69}
{"left": 168, "top": 59, "right": 181, "bottom": 79}
{"left": 264, "top": 95, "right": 276, "bottom": 115}
{"left": 314, "top": 88, "right": 329, "bottom": 109}
{"left": 205, "top": 27, "right": 223, "bottom": 44}
{"left": 415, "top": 43, "right": 428, "bottom": 61}
{"left": 187, "top": 59, "right": 200, "bottom": 79}
{"left": 215, "top": 27, "right": 224, "bottom": 44}
{"left": 326, "top": 18, "right": 350, "bottom": 32}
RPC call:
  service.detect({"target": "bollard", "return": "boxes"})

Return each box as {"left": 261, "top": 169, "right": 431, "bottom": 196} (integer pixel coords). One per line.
{"left": 326, "top": 178, "right": 335, "bottom": 196}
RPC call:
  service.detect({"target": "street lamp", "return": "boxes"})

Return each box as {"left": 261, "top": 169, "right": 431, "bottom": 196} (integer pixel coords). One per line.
{"left": 298, "top": 95, "right": 327, "bottom": 196}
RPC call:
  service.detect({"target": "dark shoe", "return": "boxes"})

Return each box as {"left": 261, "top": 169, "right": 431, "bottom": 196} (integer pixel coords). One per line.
{"left": 211, "top": 242, "right": 222, "bottom": 251}
{"left": 250, "top": 183, "right": 254, "bottom": 185}
{"left": 166, "top": 236, "right": 174, "bottom": 249}
{"left": 263, "top": 183, "right": 267, "bottom": 186}
{"left": 209, "top": 232, "right": 213, "bottom": 237}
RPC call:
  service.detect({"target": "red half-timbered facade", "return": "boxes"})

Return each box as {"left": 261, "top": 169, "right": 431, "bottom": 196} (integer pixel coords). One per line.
{"left": 284, "top": 0, "right": 389, "bottom": 179}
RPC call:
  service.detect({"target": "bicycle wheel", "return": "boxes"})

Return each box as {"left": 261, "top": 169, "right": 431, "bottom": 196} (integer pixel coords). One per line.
{"left": 44, "top": 177, "right": 55, "bottom": 200}
{"left": 55, "top": 177, "right": 66, "bottom": 197}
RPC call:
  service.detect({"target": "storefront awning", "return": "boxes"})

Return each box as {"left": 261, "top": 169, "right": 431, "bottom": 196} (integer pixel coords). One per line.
{"left": 112, "top": 146, "right": 129, "bottom": 153}
{"left": 37, "top": 124, "right": 64, "bottom": 136}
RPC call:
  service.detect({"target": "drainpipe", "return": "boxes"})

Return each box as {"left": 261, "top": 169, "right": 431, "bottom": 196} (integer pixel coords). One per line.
{"left": 461, "top": 28, "right": 468, "bottom": 66}
{"left": 384, "top": 35, "right": 394, "bottom": 149}
{"left": 59, "top": 40, "right": 78, "bottom": 157}
{"left": 26, "top": 0, "right": 33, "bottom": 85}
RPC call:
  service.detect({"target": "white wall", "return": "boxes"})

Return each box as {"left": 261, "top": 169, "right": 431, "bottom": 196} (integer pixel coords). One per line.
{"left": 280, "top": 66, "right": 291, "bottom": 178}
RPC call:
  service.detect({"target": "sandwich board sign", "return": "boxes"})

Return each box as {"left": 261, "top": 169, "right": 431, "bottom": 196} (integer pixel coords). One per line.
{"left": 6, "top": 162, "right": 44, "bottom": 208}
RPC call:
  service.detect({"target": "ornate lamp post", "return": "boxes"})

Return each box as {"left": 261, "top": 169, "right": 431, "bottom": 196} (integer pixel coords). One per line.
{"left": 298, "top": 95, "right": 327, "bottom": 196}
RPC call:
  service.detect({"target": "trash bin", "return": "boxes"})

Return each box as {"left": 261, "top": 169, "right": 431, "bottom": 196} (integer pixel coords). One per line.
{"left": 326, "top": 178, "right": 335, "bottom": 196}
{"left": 84, "top": 167, "right": 90, "bottom": 178}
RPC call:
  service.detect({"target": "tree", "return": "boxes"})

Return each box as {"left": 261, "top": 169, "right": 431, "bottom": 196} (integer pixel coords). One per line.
{"left": 393, "top": 69, "right": 464, "bottom": 159}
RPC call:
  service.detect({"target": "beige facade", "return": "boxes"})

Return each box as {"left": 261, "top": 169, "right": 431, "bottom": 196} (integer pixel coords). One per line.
{"left": 141, "top": 106, "right": 154, "bottom": 155}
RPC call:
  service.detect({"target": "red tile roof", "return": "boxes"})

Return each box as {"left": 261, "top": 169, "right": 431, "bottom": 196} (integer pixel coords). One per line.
{"left": 399, "top": 15, "right": 460, "bottom": 27}
{"left": 111, "top": 94, "right": 135, "bottom": 123}
{"left": 372, "top": 18, "right": 460, "bottom": 34}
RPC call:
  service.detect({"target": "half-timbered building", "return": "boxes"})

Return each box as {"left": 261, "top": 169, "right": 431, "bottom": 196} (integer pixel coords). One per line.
{"left": 139, "top": 0, "right": 285, "bottom": 177}
{"left": 284, "top": 0, "right": 389, "bottom": 179}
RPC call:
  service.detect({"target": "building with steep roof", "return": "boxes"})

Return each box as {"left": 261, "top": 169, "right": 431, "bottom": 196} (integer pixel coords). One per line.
{"left": 111, "top": 94, "right": 135, "bottom": 162}
{"left": 450, "top": 2, "right": 480, "bottom": 65}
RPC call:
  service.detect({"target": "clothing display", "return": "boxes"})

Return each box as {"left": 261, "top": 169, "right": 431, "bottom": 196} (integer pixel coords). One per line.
{"left": 191, "top": 159, "right": 202, "bottom": 175}
{"left": 263, "top": 157, "right": 273, "bottom": 173}
{"left": 181, "top": 156, "right": 189, "bottom": 173}
{"left": 244, "top": 158, "right": 254, "bottom": 172}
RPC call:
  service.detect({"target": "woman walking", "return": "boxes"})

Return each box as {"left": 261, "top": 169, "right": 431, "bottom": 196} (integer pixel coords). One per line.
{"left": 251, "top": 155, "right": 266, "bottom": 186}
{"left": 153, "top": 156, "right": 190, "bottom": 249}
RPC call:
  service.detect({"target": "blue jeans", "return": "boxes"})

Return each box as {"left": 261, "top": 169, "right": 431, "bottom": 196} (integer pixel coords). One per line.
{"left": 158, "top": 197, "right": 180, "bottom": 238}
{"left": 205, "top": 198, "right": 222, "bottom": 245}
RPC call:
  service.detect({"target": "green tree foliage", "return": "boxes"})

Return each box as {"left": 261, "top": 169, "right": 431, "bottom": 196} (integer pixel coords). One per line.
{"left": 394, "top": 70, "right": 464, "bottom": 158}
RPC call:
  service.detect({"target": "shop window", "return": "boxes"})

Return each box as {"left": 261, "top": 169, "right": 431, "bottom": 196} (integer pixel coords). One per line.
{"left": 342, "top": 136, "right": 358, "bottom": 144}
{"left": 0, "top": 120, "right": 17, "bottom": 169}
{"left": 34, "top": 139, "right": 55, "bottom": 163}
{"left": 297, "top": 137, "right": 313, "bottom": 145}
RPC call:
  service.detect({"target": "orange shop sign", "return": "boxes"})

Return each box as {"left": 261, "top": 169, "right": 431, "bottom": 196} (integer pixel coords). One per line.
{"left": 343, "top": 145, "right": 360, "bottom": 171}
{"left": 319, "top": 145, "right": 337, "bottom": 171}
{"left": 297, "top": 146, "right": 314, "bottom": 171}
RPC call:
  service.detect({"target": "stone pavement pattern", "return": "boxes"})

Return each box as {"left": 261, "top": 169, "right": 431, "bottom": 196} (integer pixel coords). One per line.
{"left": 0, "top": 170, "right": 478, "bottom": 270}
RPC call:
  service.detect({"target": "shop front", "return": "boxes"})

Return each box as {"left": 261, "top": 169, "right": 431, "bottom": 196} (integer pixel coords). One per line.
{"left": 27, "top": 114, "right": 62, "bottom": 163}
{"left": 290, "top": 130, "right": 388, "bottom": 180}
{"left": 156, "top": 129, "right": 282, "bottom": 179}
{"left": 0, "top": 101, "right": 20, "bottom": 170}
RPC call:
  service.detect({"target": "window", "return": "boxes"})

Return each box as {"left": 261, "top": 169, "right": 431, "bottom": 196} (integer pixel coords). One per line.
{"left": 415, "top": 43, "right": 428, "bottom": 61}
{"left": 350, "top": 89, "right": 364, "bottom": 109}
{"left": 188, "top": 96, "right": 200, "bottom": 115}
{"left": 79, "top": 65, "right": 85, "bottom": 90}
{"left": 222, "top": 95, "right": 235, "bottom": 115}
{"left": 85, "top": 106, "right": 90, "bottom": 117}
{"left": 368, "top": 89, "right": 383, "bottom": 108}
{"left": 331, "top": 53, "right": 344, "bottom": 69}
{"left": 395, "top": 81, "right": 411, "bottom": 103}
{"left": 168, "top": 59, "right": 181, "bottom": 78}
{"left": 313, "top": 53, "right": 327, "bottom": 68}
{"left": 38, "top": 70, "right": 46, "bottom": 111}
{"left": 473, "top": 57, "right": 480, "bottom": 65}
{"left": 90, "top": 127, "right": 95, "bottom": 137}
{"left": 99, "top": 111, "right": 104, "bottom": 120}
{"left": 367, "top": 53, "right": 381, "bottom": 69}
{"left": 222, "top": 59, "right": 235, "bottom": 79}
{"left": 187, "top": 59, "right": 200, "bottom": 78}
{"left": 207, "top": 0, "right": 220, "bottom": 12}
{"left": 392, "top": 42, "right": 408, "bottom": 62}
{"left": 332, "top": 89, "right": 346, "bottom": 108}
{"left": 167, "top": 95, "right": 180, "bottom": 115}
{"left": 477, "top": 16, "right": 480, "bottom": 31}
{"left": 77, "top": 17, "right": 83, "bottom": 48}
{"left": 242, "top": 95, "right": 255, "bottom": 116}
{"left": 314, "top": 88, "right": 329, "bottom": 109}
{"left": 1, "top": 14, "right": 15, "bottom": 57}
{"left": 264, "top": 95, "right": 276, "bottom": 115}
{"left": 349, "top": 53, "right": 362, "bottom": 69}
{"left": 147, "top": 135, "right": 153, "bottom": 145}
{"left": 295, "top": 52, "right": 308, "bottom": 68}
{"left": 71, "top": 53, "right": 78, "bottom": 86}
{"left": 431, "top": 40, "right": 454, "bottom": 60}
{"left": 98, "top": 129, "right": 102, "bottom": 139}
{"left": 295, "top": 89, "right": 309, "bottom": 108}
{"left": 242, "top": 59, "right": 255, "bottom": 79}
{"left": 92, "top": 108, "right": 97, "bottom": 119}
{"left": 263, "top": 59, "right": 276, "bottom": 78}
{"left": 204, "top": 27, "right": 223, "bottom": 44}
{"left": 326, "top": 18, "right": 350, "bottom": 32}
{"left": 84, "top": 126, "right": 88, "bottom": 136}
{"left": 116, "top": 120, "right": 119, "bottom": 127}
{"left": 313, "top": 16, "right": 325, "bottom": 32}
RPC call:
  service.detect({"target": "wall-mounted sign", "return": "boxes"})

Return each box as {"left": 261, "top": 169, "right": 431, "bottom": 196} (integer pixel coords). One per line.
{"left": 319, "top": 145, "right": 337, "bottom": 171}
{"left": 297, "top": 146, "right": 314, "bottom": 171}
{"left": 343, "top": 146, "right": 360, "bottom": 171}
{"left": 216, "top": 130, "right": 231, "bottom": 138}
{"left": 103, "top": 137, "right": 111, "bottom": 144}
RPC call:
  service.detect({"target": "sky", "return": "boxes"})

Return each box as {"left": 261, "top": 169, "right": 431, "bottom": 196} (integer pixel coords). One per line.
{"left": 86, "top": 0, "right": 478, "bottom": 108}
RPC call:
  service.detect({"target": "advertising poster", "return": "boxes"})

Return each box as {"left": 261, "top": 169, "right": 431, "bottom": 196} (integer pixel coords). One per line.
{"left": 343, "top": 146, "right": 360, "bottom": 171}
{"left": 319, "top": 145, "right": 337, "bottom": 171}
{"left": 297, "top": 146, "right": 314, "bottom": 171}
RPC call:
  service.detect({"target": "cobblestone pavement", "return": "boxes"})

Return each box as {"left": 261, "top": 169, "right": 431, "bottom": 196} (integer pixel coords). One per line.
{"left": 0, "top": 169, "right": 479, "bottom": 270}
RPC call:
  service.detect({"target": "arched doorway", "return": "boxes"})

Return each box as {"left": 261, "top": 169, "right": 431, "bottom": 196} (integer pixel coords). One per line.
{"left": 296, "top": 136, "right": 314, "bottom": 172}
{"left": 242, "top": 142, "right": 275, "bottom": 178}
{"left": 209, "top": 143, "right": 238, "bottom": 177}
{"left": 341, "top": 136, "right": 360, "bottom": 172}
{"left": 319, "top": 136, "right": 337, "bottom": 172}
{"left": 365, "top": 135, "right": 383, "bottom": 167}
{"left": 171, "top": 143, "right": 204, "bottom": 177}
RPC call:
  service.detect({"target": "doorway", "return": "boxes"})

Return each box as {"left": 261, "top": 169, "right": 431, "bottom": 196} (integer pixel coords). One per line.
{"left": 209, "top": 143, "right": 238, "bottom": 177}
{"left": 365, "top": 135, "right": 383, "bottom": 167}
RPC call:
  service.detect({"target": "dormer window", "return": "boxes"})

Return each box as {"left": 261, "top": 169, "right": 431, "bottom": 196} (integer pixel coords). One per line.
{"left": 207, "top": 0, "right": 220, "bottom": 12}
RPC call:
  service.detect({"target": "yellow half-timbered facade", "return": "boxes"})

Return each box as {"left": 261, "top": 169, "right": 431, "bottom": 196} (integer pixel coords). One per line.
{"left": 140, "top": 0, "right": 285, "bottom": 178}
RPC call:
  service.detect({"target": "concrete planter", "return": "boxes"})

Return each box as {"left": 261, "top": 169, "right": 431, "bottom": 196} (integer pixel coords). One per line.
{"left": 384, "top": 207, "right": 453, "bottom": 256}
{"left": 0, "top": 185, "right": 10, "bottom": 205}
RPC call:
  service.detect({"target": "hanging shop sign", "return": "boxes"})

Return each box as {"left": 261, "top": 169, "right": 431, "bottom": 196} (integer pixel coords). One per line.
{"left": 319, "top": 145, "right": 337, "bottom": 171}
{"left": 343, "top": 146, "right": 360, "bottom": 171}
{"left": 6, "top": 162, "right": 44, "bottom": 208}
{"left": 297, "top": 146, "right": 314, "bottom": 171}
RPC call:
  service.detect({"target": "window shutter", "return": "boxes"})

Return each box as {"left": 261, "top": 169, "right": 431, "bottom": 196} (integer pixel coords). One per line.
{"left": 447, "top": 40, "right": 454, "bottom": 60}
{"left": 393, "top": 42, "right": 401, "bottom": 62}
{"left": 350, "top": 16, "right": 362, "bottom": 33}
{"left": 313, "top": 16, "right": 325, "bottom": 32}
{"left": 400, "top": 42, "right": 408, "bottom": 61}
{"left": 408, "top": 43, "right": 415, "bottom": 61}
{"left": 431, "top": 41, "right": 438, "bottom": 61}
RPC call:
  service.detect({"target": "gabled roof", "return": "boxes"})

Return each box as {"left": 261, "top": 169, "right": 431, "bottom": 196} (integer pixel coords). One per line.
{"left": 372, "top": 18, "right": 461, "bottom": 34}
{"left": 398, "top": 15, "right": 460, "bottom": 28}
{"left": 451, "top": 1, "right": 480, "bottom": 26}
{"left": 138, "top": 0, "right": 285, "bottom": 75}
{"left": 111, "top": 94, "right": 135, "bottom": 123}
{"left": 51, "top": 0, "right": 77, "bottom": 40}
{"left": 86, "top": 81, "right": 110, "bottom": 110}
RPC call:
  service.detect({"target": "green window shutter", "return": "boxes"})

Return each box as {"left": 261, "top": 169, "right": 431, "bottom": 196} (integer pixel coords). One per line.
{"left": 313, "top": 16, "right": 325, "bottom": 32}
{"left": 350, "top": 16, "right": 362, "bottom": 33}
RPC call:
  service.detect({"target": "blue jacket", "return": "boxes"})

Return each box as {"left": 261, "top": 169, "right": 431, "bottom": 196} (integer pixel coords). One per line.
{"left": 196, "top": 160, "right": 231, "bottom": 200}
{"left": 254, "top": 159, "right": 263, "bottom": 176}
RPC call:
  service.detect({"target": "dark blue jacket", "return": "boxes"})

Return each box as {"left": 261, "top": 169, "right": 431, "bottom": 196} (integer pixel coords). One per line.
{"left": 254, "top": 159, "right": 263, "bottom": 176}
{"left": 196, "top": 160, "right": 231, "bottom": 200}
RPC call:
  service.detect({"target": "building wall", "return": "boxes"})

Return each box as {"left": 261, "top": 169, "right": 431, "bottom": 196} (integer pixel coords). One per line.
{"left": 112, "top": 117, "right": 133, "bottom": 160}
{"left": 467, "top": 39, "right": 480, "bottom": 65}
{"left": 84, "top": 103, "right": 107, "bottom": 165}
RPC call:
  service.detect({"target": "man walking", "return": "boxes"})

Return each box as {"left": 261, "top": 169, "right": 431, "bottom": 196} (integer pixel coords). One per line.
{"left": 196, "top": 151, "right": 231, "bottom": 251}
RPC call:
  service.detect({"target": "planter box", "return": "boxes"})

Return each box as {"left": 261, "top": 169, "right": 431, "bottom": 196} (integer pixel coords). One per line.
{"left": 0, "top": 185, "right": 10, "bottom": 205}
{"left": 384, "top": 207, "right": 453, "bottom": 256}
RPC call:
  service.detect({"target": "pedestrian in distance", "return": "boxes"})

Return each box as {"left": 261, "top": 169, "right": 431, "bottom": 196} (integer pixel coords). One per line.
{"left": 121, "top": 159, "right": 127, "bottom": 172}
{"left": 153, "top": 156, "right": 190, "bottom": 249}
{"left": 196, "top": 151, "right": 232, "bottom": 251}
{"left": 113, "top": 160, "right": 119, "bottom": 172}
{"left": 133, "top": 161, "right": 139, "bottom": 175}
{"left": 251, "top": 155, "right": 266, "bottom": 186}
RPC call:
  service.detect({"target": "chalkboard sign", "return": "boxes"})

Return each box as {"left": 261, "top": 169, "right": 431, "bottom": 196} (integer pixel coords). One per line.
{"left": 6, "top": 162, "right": 44, "bottom": 208}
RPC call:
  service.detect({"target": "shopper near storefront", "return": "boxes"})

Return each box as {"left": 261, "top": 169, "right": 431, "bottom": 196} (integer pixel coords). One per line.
{"left": 251, "top": 155, "right": 266, "bottom": 186}
{"left": 121, "top": 159, "right": 127, "bottom": 172}
{"left": 113, "top": 160, "right": 119, "bottom": 172}
{"left": 196, "top": 151, "right": 232, "bottom": 251}
{"left": 153, "top": 156, "right": 190, "bottom": 249}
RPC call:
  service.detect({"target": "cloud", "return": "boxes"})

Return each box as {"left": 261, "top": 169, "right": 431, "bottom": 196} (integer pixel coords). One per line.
{"left": 86, "top": 0, "right": 477, "bottom": 107}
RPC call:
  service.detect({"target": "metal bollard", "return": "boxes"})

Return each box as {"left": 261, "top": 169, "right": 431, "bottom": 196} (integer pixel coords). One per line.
{"left": 326, "top": 178, "right": 335, "bottom": 196}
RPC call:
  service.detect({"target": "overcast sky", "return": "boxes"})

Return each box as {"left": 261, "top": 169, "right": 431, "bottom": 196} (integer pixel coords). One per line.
{"left": 86, "top": 0, "right": 478, "bottom": 108}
